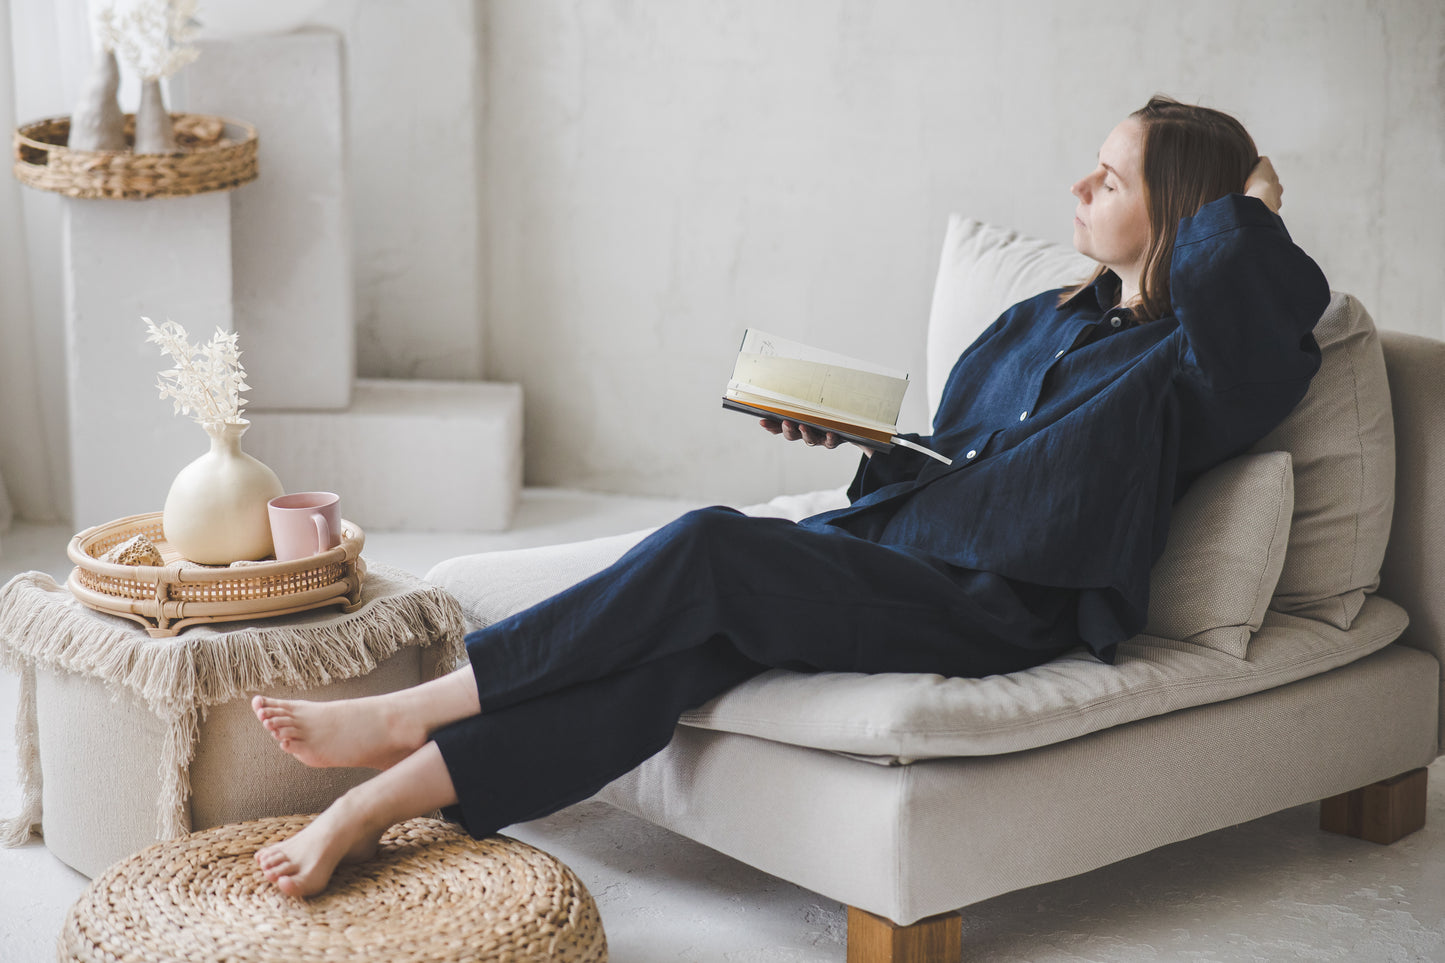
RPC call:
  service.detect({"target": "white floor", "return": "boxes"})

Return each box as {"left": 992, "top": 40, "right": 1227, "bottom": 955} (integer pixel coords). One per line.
{"left": 2, "top": 491, "right": 1443, "bottom": 962}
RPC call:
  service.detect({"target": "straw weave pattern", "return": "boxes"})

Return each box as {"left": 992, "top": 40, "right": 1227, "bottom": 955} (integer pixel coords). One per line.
{"left": 67, "top": 512, "right": 365, "bottom": 636}
{"left": 13, "top": 113, "right": 257, "bottom": 200}
{"left": 58, "top": 815, "right": 608, "bottom": 963}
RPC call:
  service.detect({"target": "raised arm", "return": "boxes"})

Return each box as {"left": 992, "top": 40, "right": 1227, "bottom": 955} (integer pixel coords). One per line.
{"left": 1170, "top": 160, "right": 1328, "bottom": 393}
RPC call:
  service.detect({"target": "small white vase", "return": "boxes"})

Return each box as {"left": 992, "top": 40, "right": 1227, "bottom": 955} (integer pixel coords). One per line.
{"left": 163, "top": 420, "right": 284, "bottom": 564}
{"left": 133, "top": 77, "right": 176, "bottom": 154}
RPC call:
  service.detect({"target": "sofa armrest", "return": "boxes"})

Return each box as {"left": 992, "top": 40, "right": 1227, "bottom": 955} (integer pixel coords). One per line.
{"left": 1378, "top": 330, "right": 1445, "bottom": 755}
{"left": 426, "top": 529, "right": 653, "bottom": 635}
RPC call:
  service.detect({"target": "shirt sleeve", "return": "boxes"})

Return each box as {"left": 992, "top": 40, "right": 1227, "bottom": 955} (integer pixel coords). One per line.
{"left": 1171, "top": 193, "right": 1329, "bottom": 393}
{"left": 846, "top": 433, "right": 934, "bottom": 502}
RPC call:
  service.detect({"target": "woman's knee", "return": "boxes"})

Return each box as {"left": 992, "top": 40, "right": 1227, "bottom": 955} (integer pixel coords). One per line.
{"left": 658, "top": 506, "right": 748, "bottom": 548}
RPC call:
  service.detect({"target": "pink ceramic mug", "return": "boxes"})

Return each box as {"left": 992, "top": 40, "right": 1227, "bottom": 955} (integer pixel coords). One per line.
{"left": 267, "top": 492, "right": 342, "bottom": 561}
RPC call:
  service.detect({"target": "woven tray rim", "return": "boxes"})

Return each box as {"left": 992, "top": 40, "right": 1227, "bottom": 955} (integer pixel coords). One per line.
{"left": 13, "top": 112, "right": 258, "bottom": 200}
{"left": 68, "top": 511, "right": 363, "bottom": 583}
{"left": 65, "top": 512, "right": 366, "bottom": 636}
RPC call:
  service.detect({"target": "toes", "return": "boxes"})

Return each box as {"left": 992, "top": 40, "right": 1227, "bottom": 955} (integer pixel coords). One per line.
{"left": 263, "top": 720, "right": 301, "bottom": 743}
{"left": 260, "top": 854, "right": 295, "bottom": 877}
{"left": 276, "top": 874, "right": 304, "bottom": 898}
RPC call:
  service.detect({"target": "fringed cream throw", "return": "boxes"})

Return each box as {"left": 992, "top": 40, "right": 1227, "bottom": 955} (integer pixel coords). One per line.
{"left": 0, "top": 563, "right": 465, "bottom": 846}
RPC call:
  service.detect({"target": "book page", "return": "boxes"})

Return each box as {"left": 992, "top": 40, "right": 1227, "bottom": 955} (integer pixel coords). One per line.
{"left": 731, "top": 330, "right": 909, "bottom": 427}
{"left": 723, "top": 383, "right": 898, "bottom": 434}
{"left": 737, "top": 330, "right": 907, "bottom": 380}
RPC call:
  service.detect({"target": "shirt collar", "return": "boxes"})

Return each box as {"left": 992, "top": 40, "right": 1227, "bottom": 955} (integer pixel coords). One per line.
{"left": 1061, "top": 270, "right": 1120, "bottom": 310}
{"left": 1062, "top": 271, "right": 1140, "bottom": 328}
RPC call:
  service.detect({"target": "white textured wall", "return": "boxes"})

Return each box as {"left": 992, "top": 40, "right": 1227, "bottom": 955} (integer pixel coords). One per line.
{"left": 485, "top": 1, "right": 1445, "bottom": 504}
{"left": 307, "top": 0, "right": 484, "bottom": 381}
{"left": 6, "top": 0, "right": 482, "bottom": 522}
{"left": 7, "top": 2, "right": 1443, "bottom": 521}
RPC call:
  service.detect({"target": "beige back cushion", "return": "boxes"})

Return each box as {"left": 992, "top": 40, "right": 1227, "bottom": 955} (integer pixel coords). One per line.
{"left": 1247, "top": 292, "right": 1396, "bottom": 629}
{"left": 924, "top": 216, "right": 1391, "bottom": 649}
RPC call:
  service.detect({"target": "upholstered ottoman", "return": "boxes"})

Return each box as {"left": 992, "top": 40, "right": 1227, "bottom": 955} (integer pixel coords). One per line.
{"left": 59, "top": 815, "right": 607, "bottom": 963}
{"left": 0, "top": 563, "right": 465, "bottom": 878}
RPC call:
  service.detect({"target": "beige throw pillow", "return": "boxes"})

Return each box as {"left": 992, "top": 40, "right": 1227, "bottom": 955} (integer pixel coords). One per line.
{"left": 1144, "top": 451, "right": 1294, "bottom": 658}
{"left": 924, "top": 216, "right": 1093, "bottom": 416}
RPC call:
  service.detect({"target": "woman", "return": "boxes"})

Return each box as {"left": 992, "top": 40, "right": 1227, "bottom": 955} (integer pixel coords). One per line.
{"left": 250, "top": 96, "right": 1328, "bottom": 897}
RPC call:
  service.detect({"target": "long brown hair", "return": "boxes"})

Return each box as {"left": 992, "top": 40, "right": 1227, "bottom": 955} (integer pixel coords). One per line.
{"left": 1063, "top": 96, "right": 1258, "bottom": 322}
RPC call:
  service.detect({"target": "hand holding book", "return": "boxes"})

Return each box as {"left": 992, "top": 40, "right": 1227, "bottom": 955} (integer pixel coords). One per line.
{"left": 757, "top": 417, "right": 866, "bottom": 455}
{"left": 723, "top": 329, "right": 951, "bottom": 465}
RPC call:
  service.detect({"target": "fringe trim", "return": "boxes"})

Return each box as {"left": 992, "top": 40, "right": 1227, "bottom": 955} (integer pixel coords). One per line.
{"left": 0, "top": 564, "right": 466, "bottom": 845}
{"left": 0, "top": 663, "right": 42, "bottom": 846}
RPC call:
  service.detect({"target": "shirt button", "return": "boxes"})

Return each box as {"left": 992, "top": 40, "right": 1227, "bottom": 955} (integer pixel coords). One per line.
{"left": 1110, "top": 317, "right": 1122, "bottom": 328}
{"left": 1055, "top": 349, "right": 1065, "bottom": 359}
{"left": 966, "top": 450, "right": 977, "bottom": 459}
{"left": 1019, "top": 411, "right": 1028, "bottom": 420}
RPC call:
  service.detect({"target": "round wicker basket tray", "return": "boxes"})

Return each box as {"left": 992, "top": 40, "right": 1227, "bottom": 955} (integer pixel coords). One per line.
{"left": 13, "top": 113, "right": 258, "bottom": 200}
{"left": 66, "top": 512, "right": 365, "bottom": 638}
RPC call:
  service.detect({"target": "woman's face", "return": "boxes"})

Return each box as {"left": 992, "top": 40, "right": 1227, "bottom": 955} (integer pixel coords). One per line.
{"left": 1071, "top": 118, "right": 1151, "bottom": 283}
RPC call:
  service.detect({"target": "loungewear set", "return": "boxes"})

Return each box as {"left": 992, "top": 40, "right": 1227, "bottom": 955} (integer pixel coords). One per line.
{"left": 433, "top": 194, "right": 1330, "bottom": 837}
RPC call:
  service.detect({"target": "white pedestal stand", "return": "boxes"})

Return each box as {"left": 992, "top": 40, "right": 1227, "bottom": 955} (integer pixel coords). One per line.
{"left": 61, "top": 194, "right": 233, "bottom": 529}
{"left": 56, "top": 29, "right": 522, "bottom": 533}
{"left": 169, "top": 30, "right": 352, "bottom": 411}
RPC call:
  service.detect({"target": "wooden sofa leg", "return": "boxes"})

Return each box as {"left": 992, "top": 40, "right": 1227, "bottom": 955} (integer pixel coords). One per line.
{"left": 847, "top": 906, "right": 961, "bottom": 963}
{"left": 1320, "top": 767, "right": 1429, "bottom": 844}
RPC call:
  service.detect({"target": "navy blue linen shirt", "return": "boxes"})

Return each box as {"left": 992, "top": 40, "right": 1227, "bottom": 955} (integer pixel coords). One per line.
{"left": 800, "top": 194, "right": 1329, "bottom": 663}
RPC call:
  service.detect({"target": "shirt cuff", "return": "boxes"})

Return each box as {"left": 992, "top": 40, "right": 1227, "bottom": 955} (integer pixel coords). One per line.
{"left": 1177, "top": 193, "right": 1281, "bottom": 246}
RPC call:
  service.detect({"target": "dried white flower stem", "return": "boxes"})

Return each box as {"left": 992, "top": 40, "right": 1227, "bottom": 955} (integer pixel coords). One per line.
{"left": 144, "top": 317, "right": 252, "bottom": 426}
{"left": 95, "top": 0, "right": 200, "bottom": 82}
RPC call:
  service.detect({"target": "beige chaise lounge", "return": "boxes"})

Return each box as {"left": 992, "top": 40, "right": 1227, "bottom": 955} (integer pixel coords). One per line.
{"left": 428, "top": 217, "right": 1441, "bottom": 962}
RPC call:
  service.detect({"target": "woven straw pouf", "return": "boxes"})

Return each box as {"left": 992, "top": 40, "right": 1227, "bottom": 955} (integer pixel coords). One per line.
{"left": 57, "top": 815, "right": 608, "bottom": 962}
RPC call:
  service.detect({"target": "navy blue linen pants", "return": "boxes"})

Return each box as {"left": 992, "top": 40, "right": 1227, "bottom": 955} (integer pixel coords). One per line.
{"left": 432, "top": 506, "right": 1076, "bottom": 837}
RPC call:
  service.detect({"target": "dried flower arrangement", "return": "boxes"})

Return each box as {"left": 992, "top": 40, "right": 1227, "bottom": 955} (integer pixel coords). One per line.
{"left": 92, "top": 0, "right": 202, "bottom": 154}
{"left": 144, "top": 317, "right": 251, "bottom": 425}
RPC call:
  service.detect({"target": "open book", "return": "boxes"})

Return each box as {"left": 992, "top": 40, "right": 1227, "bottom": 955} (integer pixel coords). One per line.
{"left": 723, "top": 329, "right": 951, "bottom": 465}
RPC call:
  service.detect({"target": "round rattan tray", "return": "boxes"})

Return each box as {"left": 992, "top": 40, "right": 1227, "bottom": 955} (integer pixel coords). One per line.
{"left": 67, "top": 512, "right": 365, "bottom": 638}
{"left": 58, "top": 815, "right": 609, "bottom": 963}
{"left": 13, "top": 113, "right": 258, "bottom": 200}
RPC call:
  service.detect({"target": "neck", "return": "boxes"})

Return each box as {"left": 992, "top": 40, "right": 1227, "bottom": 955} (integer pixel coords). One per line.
{"left": 1116, "top": 273, "right": 1141, "bottom": 311}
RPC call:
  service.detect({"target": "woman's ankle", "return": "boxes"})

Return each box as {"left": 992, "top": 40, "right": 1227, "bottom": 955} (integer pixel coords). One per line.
{"left": 391, "top": 670, "right": 481, "bottom": 736}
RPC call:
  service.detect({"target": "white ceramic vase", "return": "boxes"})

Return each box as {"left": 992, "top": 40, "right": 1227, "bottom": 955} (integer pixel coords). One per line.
{"left": 163, "top": 420, "right": 284, "bottom": 564}
{"left": 133, "top": 78, "right": 176, "bottom": 155}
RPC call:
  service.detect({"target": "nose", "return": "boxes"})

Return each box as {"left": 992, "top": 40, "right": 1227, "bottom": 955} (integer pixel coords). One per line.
{"left": 1071, "top": 176, "right": 1089, "bottom": 202}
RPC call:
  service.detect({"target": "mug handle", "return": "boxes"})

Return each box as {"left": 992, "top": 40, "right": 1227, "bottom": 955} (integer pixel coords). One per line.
{"left": 311, "top": 512, "right": 332, "bottom": 554}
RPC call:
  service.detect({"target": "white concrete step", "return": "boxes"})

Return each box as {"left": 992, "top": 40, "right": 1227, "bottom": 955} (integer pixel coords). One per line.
{"left": 246, "top": 378, "right": 522, "bottom": 532}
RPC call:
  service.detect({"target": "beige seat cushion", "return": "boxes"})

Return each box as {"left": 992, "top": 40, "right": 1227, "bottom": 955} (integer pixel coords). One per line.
{"left": 677, "top": 597, "right": 1406, "bottom": 762}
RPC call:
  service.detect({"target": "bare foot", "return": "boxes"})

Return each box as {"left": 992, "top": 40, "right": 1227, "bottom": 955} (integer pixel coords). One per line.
{"left": 251, "top": 694, "right": 426, "bottom": 770}
{"left": 255, "top": 800, "right": 383, "bottom": 898}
